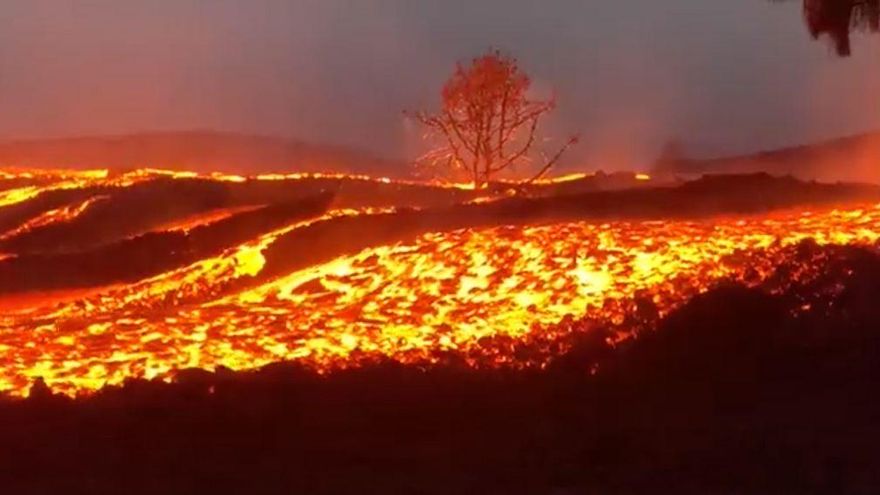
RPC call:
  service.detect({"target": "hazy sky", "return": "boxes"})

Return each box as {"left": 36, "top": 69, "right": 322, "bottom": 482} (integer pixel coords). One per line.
{"left": 1, "top": 0, "right": 879, "bottom": 170}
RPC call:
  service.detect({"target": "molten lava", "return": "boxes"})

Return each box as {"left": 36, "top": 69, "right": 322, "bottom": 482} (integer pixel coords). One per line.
{"left": 0, "top": 195, "right": 110, "bottom": 241}
{"left": 1, "top": 196, "right": 878, "bottom": 396}
{"left": 151, "top": 205, "right": 265, "bottom": 234}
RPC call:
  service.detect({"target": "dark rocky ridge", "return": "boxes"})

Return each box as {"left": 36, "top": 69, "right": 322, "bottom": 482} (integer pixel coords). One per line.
{"left": 656, "top": 130, "right": 880, "bottom": 184}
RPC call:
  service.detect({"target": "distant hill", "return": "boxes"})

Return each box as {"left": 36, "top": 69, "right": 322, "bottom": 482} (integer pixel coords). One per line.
{"left": 655, "top": 131, "right": 880, "bottom": 184}
{"left": 0, "top": 131, "right": 408, "bottom": 177}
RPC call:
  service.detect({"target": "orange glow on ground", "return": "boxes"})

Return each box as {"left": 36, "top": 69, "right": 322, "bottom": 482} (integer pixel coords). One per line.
{"left": 0, "top": 201, "right": 877, "bottom": 397}
{"left": 0, "top": 195, "right": 109, "bottom": 241}
{"left": 151, "top": 205, "right": 264, "bottom": 233}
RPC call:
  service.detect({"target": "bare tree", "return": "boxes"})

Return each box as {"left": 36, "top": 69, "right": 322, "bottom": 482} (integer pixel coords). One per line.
{"left": 410, "top": 50, "right": 578, "bottom": 188}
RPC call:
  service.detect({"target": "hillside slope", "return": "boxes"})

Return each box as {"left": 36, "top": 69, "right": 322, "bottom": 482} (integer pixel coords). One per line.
{"left": 656, "top": 131, "right": 880, "bottom": 183}
{"left": 0, "top": 131, "right": 406, "bottom": 177}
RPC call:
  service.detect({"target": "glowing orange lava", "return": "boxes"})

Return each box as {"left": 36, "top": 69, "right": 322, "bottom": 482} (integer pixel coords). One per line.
{"left": 151, "top": 205, "right": 264, "bottom": 233}
{"left": 0, "top": 195, "right": 109, "bottom": 241}
{"left": 1, "top": 201, "right": 878, "bottom": 397}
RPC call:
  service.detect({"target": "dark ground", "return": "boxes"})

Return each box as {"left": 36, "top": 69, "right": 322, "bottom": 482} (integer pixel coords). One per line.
{"left": 1, "top": 242, "right": 879, "bottom": 494}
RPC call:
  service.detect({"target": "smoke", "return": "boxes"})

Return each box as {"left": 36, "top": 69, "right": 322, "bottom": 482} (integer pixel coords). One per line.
{"left": 797, "top": 28, "right": 880, "bottom": 183}
{"left": 0, "top": 0, "right": 878, "bottom": 180}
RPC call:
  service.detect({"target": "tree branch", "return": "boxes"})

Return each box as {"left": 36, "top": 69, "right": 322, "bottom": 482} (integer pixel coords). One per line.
{"left": 490, "top": 113, "right": 541, "bottom": 173}
{"left": 522, "top": 135, "right": 580, "bottom": 185}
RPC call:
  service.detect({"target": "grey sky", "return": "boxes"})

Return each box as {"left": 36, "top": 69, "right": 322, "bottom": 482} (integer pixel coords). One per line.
{"left": 1, "top": 0, "right": 879, "bottom": 170}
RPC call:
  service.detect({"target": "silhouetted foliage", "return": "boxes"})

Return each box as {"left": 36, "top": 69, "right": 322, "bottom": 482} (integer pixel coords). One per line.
{"left": 806, "top": 0, "right": 880, "bottom": 55}
{"left": 775, "top": 0, "right": 880, "bottom": 55}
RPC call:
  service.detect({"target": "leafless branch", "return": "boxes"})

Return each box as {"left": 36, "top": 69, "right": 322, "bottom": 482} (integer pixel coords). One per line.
{"left": 523, "top": 135, "right": 580, "bottom": 185}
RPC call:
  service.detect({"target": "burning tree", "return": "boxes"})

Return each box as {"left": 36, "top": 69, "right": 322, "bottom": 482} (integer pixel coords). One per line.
{"left": 411, "top": 50, "right": 578, "bottom": 188}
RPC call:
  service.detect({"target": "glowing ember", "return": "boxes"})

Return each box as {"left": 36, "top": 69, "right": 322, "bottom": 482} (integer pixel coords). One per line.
{"left": 1, "top": 202, "right": 878, "bottom": 397}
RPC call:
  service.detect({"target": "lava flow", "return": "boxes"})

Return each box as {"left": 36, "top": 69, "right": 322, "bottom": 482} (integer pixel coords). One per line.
{"left": 0, "top": 195, "right": 110, "bottom": 240}
{"left": 1, "top": 201, "right": 878, "bottom": 397}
